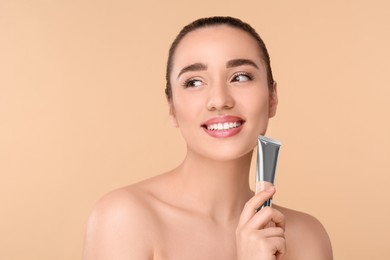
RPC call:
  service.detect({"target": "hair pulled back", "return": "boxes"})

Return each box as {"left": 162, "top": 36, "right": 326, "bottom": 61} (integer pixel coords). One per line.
{"left": 165, "top": 16, "right": 274, "bottom": 101}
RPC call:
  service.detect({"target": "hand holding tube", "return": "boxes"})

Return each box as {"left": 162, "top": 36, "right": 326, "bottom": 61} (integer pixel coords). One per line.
{"left": 236, "top": 187, "right": 286, "bottom": 260}
{"left": 256, "top": 135, "right": 281, "bottom": 210}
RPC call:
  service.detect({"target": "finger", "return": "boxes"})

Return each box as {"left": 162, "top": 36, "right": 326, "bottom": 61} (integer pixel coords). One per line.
{"left": 268, "top": 237, "right": 287, "bottom": 259}
{"left": 258, "top": 226, "right": 285, "bottom": 238}
{"left": 246, "top": 207, "right": 285, "bottom": 230}
{"left": 238, "top": 187, "right": 276, "bottom": 227}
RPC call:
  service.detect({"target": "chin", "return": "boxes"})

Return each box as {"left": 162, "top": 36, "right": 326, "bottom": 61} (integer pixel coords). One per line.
{"left": 194, "top": 143, "right": 255, "bottom": 162}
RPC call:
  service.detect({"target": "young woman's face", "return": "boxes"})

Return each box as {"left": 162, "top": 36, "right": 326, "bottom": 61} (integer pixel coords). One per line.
{"left": 169, "top": 25, "right": 278, "bottom": 161}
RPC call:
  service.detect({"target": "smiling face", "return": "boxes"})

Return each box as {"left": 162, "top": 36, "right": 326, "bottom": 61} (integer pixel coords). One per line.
{"left": 169, "top": 25, "right": 278, "bottom": 161}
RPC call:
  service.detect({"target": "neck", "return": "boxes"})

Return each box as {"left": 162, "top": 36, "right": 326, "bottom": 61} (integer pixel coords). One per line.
{"left": 173, "top": 149, "right": 254, "bottom": 224}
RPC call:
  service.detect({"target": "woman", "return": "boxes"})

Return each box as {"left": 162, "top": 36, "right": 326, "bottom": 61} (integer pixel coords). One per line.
{"left": 83, "top": 16, "right": 333, "bottom": 260}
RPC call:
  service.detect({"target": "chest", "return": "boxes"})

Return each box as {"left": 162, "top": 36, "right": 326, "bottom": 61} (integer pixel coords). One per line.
{"left": 152, "top": 214, "right": 237, "bottom": 260}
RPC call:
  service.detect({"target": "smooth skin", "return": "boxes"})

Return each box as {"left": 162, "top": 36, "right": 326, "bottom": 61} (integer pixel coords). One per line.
{"left": 83, "top": 25, "right": 333, "bottom": 260}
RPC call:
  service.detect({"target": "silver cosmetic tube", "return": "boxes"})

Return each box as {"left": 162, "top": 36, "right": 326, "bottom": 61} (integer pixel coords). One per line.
{"left": 256, "top": 135, "right": 281, "bottom": 211}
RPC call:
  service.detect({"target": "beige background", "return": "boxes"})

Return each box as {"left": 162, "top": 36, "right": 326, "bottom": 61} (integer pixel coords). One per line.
{"left": 1, "top": 0, "right": 389, "bottom": 259}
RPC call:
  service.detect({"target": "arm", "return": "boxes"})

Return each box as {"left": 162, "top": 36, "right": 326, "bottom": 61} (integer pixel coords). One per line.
{"left": 82, "top": 189, "right": 154, "bottom": 260}
{"left": 294, "top": 213, "right": 333, "bottom": 260}
{"left": 277, "top": 206, "right": 333, "bottom": 260}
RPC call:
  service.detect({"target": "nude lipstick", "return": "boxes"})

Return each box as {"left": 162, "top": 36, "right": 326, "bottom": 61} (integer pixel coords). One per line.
{"left": 201, "top": 115, "right": 245, "bottom": 138}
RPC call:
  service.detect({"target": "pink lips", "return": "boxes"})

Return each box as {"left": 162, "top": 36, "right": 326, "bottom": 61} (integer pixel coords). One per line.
{"left": 201, "top": 115, "right": 245, "bottom": 138}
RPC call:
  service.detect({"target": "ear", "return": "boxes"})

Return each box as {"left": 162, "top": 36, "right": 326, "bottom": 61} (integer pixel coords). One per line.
{"left": 268, "top": 81, "right": 278, "bottom": 118}
{"left": 168, "top": 103, "right": 179, "bottom": 128}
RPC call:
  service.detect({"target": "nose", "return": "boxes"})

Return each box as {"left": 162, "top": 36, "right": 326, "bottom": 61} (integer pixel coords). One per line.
{"left": 206, "top": 82, "right": 235, "bottom": 111}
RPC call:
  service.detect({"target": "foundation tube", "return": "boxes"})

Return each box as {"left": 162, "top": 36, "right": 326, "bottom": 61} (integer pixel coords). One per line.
{"left": 255, "top": 135, "right": 281, "bottom": 212}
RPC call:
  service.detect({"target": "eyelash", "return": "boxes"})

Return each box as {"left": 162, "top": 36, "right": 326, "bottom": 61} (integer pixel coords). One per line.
{"left": 182, "top": 78, "right": 202, "bottom": 88}
{"left": 181, "top": 72, "right": 253, "bottom": 88}
{"left": 231, "top": 72, "right": 253, "bottom": 82}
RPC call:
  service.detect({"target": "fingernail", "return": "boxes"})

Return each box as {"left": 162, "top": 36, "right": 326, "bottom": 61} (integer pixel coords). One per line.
{"left": 265, "top": 186, "right": 275, "bottom": 193}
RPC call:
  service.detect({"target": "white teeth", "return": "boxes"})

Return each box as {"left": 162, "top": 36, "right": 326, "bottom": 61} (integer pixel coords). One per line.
{"left": 207, "top": 121, "right": 241, "bottom": 131}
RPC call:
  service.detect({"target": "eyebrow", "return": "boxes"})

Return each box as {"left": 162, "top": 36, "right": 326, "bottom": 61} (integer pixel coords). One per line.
{"left": 226, "top": 59, "right": 259, "bottom": 69}
{"left": 177, "top": 63, "right": 208, "bottom": 79}
{"left": 176, "top": 58, "right": 259, "bottom": 79}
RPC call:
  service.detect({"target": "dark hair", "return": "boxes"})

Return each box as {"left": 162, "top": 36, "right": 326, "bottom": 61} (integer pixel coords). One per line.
{"left": 165, "top": 16, "right": 275, "bottom": 101}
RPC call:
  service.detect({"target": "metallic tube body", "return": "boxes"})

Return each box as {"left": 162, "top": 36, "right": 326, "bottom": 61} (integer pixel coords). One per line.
{"left": 255, "top": 135, "right": 281, "bottom": 211}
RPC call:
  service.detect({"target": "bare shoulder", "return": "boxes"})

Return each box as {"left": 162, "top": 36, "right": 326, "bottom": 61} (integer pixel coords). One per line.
{"left": 82, "top": 181, "right": 160, "bottom": 260}
{"left": 274, "top": 205, "right": 333, "bottom": 260}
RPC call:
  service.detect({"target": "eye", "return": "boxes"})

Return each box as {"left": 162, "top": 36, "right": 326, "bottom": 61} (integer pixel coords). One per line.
{"left": 183, "top": 78, "right": 203, "bottom": 88}
{"left": 231, "top": 73, "right": 252, "bottom": 83}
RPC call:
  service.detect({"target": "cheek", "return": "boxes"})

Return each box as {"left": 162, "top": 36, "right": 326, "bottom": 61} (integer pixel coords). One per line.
{"left": 172, "top": 94, "right": 203, "bottom": 126}
{"left": 257, "top": 97, "right": 270, "bottom": 117}
{"left": 240, "top": 89, "right": 270, "bottom": 115}
{"left": 240, "top": 92, "right": 270, "bottom": 133}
